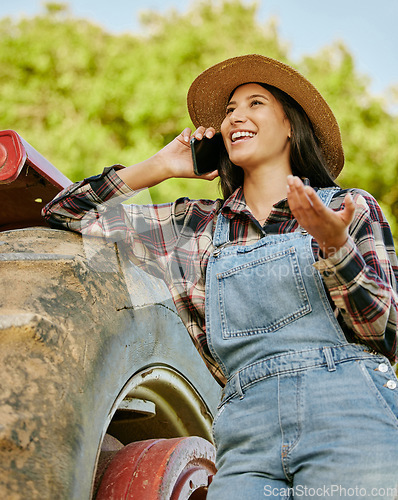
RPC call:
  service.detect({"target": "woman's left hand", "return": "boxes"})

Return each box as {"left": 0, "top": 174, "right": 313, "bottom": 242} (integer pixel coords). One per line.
{"left": 287, "top": 175, "right": 356, "bottom": 257}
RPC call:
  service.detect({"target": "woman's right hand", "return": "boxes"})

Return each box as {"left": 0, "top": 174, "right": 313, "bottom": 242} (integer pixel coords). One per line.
{"left": 117, "top": 127, "right": 218, "bottom": 190}
{"left": 156, "top": 126, "right": 219, "bottom": 180}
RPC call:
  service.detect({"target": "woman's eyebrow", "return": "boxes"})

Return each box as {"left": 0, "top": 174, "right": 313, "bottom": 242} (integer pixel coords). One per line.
{"left": 227, "top": 93, "right": 269, "bottom": 105}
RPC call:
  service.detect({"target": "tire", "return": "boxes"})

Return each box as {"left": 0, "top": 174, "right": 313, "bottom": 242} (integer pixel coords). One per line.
{"left": 0, "top": 228, "right": 220, "bottom": 500}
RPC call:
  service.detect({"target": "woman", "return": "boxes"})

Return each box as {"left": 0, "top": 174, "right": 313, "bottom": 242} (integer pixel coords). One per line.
{"left": 43, "top": 55, "right": 398, "bottom": 498}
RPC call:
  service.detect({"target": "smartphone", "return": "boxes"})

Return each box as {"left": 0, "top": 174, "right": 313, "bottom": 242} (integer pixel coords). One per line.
{"left": 190, "top": 132, "right": 223, "bottom": 176}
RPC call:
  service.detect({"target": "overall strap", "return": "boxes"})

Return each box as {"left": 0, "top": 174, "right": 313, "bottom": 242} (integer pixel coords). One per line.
{"left": 317, "top": 187, "right": 340, "bottom": 207}
{"left": 213, "top": 187, "right": 340, "bottom": 247}
{"left": 213, "top": 211, "right": 230, "bottom": 247}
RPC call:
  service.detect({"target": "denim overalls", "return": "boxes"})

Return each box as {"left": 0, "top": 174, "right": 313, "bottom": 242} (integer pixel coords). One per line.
{"left": 205, "top": 189, "right": 398, "bottom": 499}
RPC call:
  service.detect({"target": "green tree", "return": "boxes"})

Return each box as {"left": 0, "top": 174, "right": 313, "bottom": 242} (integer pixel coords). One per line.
{"left": 1, "top": 1, "right": 397, "bottom": 240}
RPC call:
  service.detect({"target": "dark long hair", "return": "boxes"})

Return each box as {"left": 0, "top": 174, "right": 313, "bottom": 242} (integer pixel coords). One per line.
{"left": 218, "top": 83, "right": 338, "bottom": 200}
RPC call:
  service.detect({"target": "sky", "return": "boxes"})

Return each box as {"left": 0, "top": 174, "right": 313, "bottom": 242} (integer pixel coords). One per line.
{"left": 1, "top": 0, "right": 397, "bottom": 98}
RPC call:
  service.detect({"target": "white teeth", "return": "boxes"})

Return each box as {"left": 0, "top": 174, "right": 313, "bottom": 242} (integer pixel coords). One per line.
{"left": 231, "top": 131, "right": 256, "bottom": 142}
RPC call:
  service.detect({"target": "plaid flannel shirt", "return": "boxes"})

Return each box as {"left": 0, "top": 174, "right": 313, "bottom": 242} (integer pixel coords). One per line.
{"left": 43, "top": 166, "right": 398, "bottom": 386}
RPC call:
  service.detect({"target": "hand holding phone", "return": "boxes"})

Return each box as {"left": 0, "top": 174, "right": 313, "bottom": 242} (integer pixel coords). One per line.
{"left": 190, "top": 132, "right": 223, "bottom": 176}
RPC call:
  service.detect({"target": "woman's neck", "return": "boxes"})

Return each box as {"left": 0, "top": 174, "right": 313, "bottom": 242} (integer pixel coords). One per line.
{"left": 242, "top": 164, "right": 291, "bottom": 223}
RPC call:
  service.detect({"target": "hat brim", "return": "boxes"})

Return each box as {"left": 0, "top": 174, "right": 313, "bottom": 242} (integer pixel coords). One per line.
{"left": 187, "top": 54, "right": 344, "bottom": 179}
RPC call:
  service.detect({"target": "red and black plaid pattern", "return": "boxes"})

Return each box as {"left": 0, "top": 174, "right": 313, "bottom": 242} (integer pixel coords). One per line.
{"left": 43, "top": 167, "right": 398, "bottom": 386}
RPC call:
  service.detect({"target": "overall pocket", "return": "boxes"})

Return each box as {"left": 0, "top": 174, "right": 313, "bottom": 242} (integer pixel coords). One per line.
{"left": 216, "top": 247, "right": 311, "bottom": 338}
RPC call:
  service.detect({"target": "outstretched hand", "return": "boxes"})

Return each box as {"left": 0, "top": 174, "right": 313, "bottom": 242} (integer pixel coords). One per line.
{"left": 287, "top": 175, "right": 356, "bottom": 257}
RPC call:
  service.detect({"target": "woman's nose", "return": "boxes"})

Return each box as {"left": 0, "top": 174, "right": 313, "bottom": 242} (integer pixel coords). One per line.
{"left": 229, "top": 108, "right": 246, "bottom": 124}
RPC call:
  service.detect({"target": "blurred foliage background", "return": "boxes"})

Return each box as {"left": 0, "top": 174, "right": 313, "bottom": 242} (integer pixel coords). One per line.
{"left": 1, "top": 1, "right": 398, "bottom": 240}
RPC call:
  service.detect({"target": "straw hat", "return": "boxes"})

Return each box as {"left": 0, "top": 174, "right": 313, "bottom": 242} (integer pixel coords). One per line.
{"left": 187, "top": 54, "right": 344, "bottom": 178}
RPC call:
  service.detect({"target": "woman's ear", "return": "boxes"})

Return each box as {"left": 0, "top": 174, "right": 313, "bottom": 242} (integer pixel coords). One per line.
{"left": 284, "top": 116, "right": 291, "bottom": 139}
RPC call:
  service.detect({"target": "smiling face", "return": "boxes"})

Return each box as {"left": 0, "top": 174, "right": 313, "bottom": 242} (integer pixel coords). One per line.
{"left": 220, "top": 83, "right": 292, "bottom": 173}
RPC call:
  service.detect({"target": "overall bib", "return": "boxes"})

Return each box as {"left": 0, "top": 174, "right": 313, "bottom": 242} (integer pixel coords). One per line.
{"left": 205, "top": 189, "right": 398, "bottom": 499}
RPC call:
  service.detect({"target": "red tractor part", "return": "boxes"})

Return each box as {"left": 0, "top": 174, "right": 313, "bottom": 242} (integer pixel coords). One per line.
{"left": 0, "top": 129, "right": 71, "bottom": 230}
{"left": 96, "top": 436, "right": 216, "bottom": 500}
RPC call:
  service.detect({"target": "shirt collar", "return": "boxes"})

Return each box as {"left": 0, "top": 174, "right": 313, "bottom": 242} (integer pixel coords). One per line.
{"left": 221, "top": 187, "right": 247, "bottom": 218}
{"left": 221, "top": 186, "right": 293, "bottom": 223}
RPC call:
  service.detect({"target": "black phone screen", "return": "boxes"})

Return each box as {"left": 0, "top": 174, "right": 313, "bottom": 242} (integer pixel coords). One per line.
{"left": 190, "top": 133, "right": 223, "bottom": 176}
